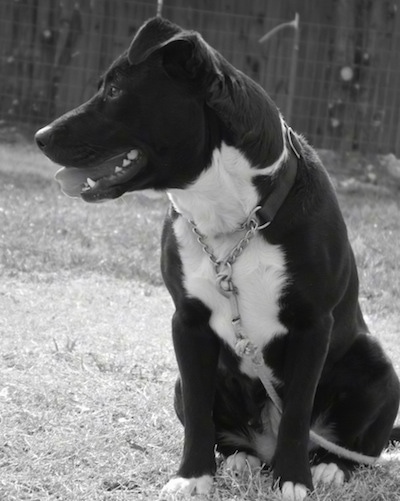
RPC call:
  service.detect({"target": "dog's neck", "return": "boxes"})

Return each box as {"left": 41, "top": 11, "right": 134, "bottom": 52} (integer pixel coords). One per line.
{"left": 167, "top": 139, "right": 288, "bottom": 238}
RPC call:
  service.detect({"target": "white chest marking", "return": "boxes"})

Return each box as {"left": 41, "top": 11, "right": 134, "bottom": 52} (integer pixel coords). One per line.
{"left": 168, "top": 141, "right": 289, "bottom": 377}
{"left": 167, "top": 141, "right": 288, "bottom": 237}
{"left": 173, "top": 216, "right": 288, "bottom": 376}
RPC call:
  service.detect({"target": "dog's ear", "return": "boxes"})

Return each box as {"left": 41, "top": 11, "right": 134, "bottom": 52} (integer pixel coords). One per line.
{"left": 128, "top": 17, "right": 182, "bottom": 66}
{"left": 128, "top": 17, "right": 222, "bottom": 85}
{"left": 160, "top": 35, "right": 222, "bottom": 83}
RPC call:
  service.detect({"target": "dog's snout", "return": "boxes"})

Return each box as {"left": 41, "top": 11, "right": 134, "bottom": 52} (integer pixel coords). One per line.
{"left": 35, "top": 125, "right": 53, "bottom": 150}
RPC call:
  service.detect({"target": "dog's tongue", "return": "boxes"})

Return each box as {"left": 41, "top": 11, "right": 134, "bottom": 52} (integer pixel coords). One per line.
{"left": 54, "top": 153, "right": 126, "bottom": 198}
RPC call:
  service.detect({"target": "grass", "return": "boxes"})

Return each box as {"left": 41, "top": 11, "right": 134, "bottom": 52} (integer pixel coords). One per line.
{"left": 1, "top": 140, "right": 400, "bottom": 501}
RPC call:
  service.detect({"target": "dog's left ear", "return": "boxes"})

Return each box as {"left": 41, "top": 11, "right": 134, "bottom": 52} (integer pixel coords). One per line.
{"left": 128, "top": 18, "right": 222, "bottom": 87}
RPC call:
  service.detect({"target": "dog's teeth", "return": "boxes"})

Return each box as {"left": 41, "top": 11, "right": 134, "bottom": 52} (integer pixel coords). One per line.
{"left": 115, "top": 166, "right": 123, "bottom": 173}
{"left": 87, "top": 177, "right": 96, "bottom": 188}
{"left": 122, "top": 158, "right": 131, "bottom": 167}
{"left": 127, "top": 149, "right": 139, "bottom": 160}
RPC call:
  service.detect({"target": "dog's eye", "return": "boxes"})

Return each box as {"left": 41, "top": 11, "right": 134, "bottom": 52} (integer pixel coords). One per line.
{"left": 107, "top": 85, "right": 122, "bottom": 99}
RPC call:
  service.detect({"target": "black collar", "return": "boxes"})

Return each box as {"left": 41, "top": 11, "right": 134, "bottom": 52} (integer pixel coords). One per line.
{"left": 257, "top": 125, "right": 300, "bottom": 227}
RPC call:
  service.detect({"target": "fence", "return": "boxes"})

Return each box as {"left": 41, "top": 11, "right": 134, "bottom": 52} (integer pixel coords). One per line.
{"left": 1, "top": 0, "right": 400, "bottom": 156}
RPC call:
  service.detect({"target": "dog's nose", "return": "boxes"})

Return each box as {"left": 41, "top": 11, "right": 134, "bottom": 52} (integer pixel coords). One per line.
{"left": 35, "top": 125, "right": 53, "bottom": 150}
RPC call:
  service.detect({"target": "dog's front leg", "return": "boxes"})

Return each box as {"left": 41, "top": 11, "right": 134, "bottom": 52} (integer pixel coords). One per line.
{"left": 273, "top": 315, "right": 332, "bottom": 501}
{"left": 161, "top": 304, "right": 220, "bottom": 498}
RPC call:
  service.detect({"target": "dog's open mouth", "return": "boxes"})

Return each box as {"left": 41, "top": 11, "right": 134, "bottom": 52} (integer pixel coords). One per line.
{"left": 55, "top": 148, "right": 147, "bottom": 202}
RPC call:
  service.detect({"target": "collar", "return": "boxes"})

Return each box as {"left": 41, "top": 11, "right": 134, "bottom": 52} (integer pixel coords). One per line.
{"left": 256, "top": 125, "right": 300, "bottom": 227}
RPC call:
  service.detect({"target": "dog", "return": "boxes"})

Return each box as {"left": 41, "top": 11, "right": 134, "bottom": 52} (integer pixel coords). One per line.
{"left": 35, "top": 17, "right": 400, "bottom": 501}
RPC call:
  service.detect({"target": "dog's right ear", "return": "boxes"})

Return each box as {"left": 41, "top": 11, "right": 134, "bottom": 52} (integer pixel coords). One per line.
{"left": 128, "top": 17, "right": 222, "bottom": 84}
{"left": 127, "top": 17, "right": 182, "bottom": 66}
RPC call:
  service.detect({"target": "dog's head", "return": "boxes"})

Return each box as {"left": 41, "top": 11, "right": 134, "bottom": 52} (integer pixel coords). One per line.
{"left": 35, "top": 17, "right": 283, "bottom": 202}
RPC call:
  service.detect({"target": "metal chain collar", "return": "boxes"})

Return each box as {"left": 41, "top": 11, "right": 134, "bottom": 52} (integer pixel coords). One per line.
{"left": 187, "top": 205, "right": 269, "bottom": 347}
{"left": 188, "top": 205, "right": 269, "bottom": 298}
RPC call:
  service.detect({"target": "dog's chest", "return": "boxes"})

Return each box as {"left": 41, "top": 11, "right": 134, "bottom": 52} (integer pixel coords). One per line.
{"left": 173, "top": 217, "right": 288, "bottom": 375}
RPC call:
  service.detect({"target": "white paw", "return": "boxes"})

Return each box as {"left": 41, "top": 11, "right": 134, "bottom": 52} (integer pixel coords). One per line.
{"left": 281, "top": 481, "right": 308, "bottom": 501}
{"left": 159, "top": 475, "right": 213, "bottom": 498}
{"left": 311, "top": 462, "right": 345, "bottom": 486}
{"left": 225, "top": 451, "right": 261, "bottom": 475}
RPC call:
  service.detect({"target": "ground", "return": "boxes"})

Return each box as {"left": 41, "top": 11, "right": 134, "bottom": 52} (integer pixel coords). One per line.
{"left": 1, "top": 138, "right": 400, "bottom": 500}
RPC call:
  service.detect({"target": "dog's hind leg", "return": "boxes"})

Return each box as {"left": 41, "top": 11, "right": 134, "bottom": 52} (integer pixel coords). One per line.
{"left": 175, "top": 372, "right": 265, "bottom": 473}
{"left": 213, "top": 370, "right": 280, "bottom": 474}
{"left": 175, "top": 368, "right": 275, "bottom": 475}
{"left": 214, "top": 381, "right": 267, "bottom": 476}
{"left": 311, "top": 334, "right": 400, "bottom": 485}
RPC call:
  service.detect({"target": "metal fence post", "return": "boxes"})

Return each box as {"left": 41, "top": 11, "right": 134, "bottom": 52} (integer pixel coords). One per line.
{"left": 259, "top": 14, "right": 300, "bottom": 124}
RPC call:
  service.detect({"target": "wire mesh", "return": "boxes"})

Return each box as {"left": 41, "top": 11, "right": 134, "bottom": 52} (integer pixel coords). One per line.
{"left": 0, "top": 0, "right": 399, "bottom": 155}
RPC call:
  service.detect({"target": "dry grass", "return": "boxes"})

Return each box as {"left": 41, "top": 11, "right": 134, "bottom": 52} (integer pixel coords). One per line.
{"left": 1, "top": 277, "right": 178, "bottom": 501}
{"left": 1, "top": 141, "right": 400, "bottom": 500}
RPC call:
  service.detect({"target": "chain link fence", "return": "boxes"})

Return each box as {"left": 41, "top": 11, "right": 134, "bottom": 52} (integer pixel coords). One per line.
{"left": 1, "top": 0, "right": 400, "bottom": 156}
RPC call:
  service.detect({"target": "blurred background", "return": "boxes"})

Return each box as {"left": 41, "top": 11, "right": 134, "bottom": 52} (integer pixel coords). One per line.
{"left": 0, "top": 0, "right": 400, "bottom": 157}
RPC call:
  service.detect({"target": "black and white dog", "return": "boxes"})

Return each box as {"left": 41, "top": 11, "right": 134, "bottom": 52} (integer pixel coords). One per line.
{"left": 35, "top": 17, "right": 399, "bottom": 501}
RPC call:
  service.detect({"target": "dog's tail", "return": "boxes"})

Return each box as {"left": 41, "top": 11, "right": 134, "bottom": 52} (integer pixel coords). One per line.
{"left": 216, "top": 413, "right": 337, "bottom": 465}
{"left": 218, "top": 424, "right": 400, "bottom": 466}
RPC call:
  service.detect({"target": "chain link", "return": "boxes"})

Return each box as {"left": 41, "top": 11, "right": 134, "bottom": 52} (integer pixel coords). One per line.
{"left": 188, "top": 206, "right": 267, "bottom": 285}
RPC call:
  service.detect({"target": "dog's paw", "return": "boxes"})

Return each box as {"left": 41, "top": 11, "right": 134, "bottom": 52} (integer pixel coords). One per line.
{"left": 280, "top": 482, "right": 308, "bottom": 501}
{"left": 311, "top": 462, "right": 345, "bottom": 486}
{"left": 225, "top": 451, "right": 261, "bottom": 476}
{"left": 159, "top": 475, "right": 213, "bottom": 498}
